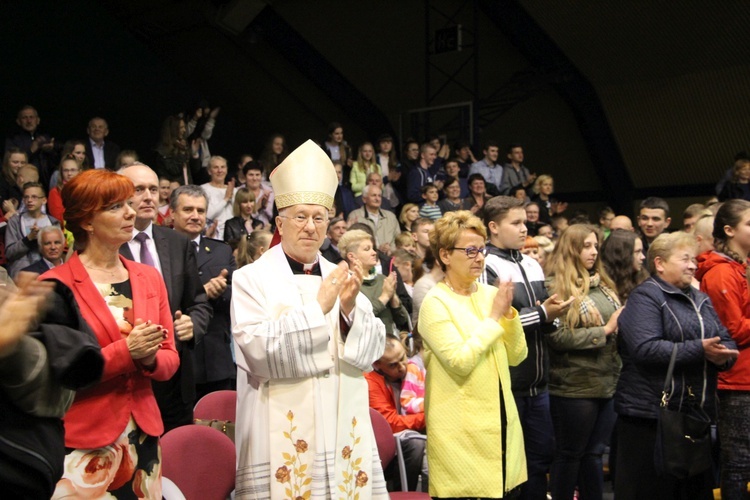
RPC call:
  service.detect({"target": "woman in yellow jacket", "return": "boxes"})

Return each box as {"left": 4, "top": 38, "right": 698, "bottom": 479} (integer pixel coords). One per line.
{"left": 419, "top": 210, "right": 528, "bottom": 498}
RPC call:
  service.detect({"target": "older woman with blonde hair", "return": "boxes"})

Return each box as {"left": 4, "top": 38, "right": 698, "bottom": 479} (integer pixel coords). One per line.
{"left": 338, "top": 229, "right": 409, "bottom": 335}
{"left": 418, "top": 210, "right": 527, "bottom": 498}
{"left": 545, "top": 223, "right": 621, "bottom": 500}
{"left": 616, "top": 231, "right": 737, "bottom": 499}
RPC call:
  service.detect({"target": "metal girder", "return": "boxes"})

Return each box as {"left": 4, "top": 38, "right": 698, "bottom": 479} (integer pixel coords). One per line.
{"left": 478, "top": 0, "right": 633, "bottom": 212}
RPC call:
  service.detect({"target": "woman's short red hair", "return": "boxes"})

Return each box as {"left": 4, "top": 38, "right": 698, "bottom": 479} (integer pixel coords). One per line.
{"left": 63, "top": 169, "right": 134, "bottom": 249}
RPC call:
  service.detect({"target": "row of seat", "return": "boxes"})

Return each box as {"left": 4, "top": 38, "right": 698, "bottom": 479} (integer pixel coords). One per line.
{"left": 164, "top": 390, "right": 431, "bottom": 498}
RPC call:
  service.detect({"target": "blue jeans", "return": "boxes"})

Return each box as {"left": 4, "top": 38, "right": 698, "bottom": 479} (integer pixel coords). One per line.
{"left": 514, "top": 392, "right": 554, "bottom": 500}
{"left": 549, "top": 396, "right": 616, "bottom": 500}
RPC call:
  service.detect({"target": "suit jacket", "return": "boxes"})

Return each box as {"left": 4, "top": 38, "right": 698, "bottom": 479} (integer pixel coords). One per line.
{"left": 194, "top": 237, "right": 236, "bottom": 384}
{"left": 120, "top": 224, "right": 212, "bottom": 425}
{"left": 21, "top": 259, "right": 51, "bottom": 275}
{"left": 40, "top": 253, "right": 179, "bottom": 448}
{"left": 85, "top": 140, "right": 121, "bottom": 170}
{"left": 5, "top": 214, "right": 61, "bottom": 278}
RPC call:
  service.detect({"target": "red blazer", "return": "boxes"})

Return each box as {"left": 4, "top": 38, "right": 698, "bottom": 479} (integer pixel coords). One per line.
{"left": 47, "top": 185, "right": 64, "bottom": 226}
{"left": 41, "top": 253, "right": 179, "bottom": 448}
{"left": 365, "top": 370, "right": 425, "bottom": 433}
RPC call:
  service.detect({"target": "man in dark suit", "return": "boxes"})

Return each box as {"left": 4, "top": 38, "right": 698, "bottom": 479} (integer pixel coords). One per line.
{"left": 21, "top": 225, "right": 64, "bottom": 274}
{"left": 119, "top": 163, "right": 211, "bottom": 432}
{"left": 85, "top": 117, "right": 120, "bottom": 170}
{"left": 171, "top": 184, "right": 236, "bottom": 401}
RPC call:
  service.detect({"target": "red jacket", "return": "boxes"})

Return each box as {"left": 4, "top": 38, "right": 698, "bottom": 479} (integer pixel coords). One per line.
{"left": 697, "top": 251, "right": 750, "bottom": 390}
{"left": 365, "top": 370, "right": 425, "bottom": 433}
{"left": 47, "top": 186, "right": 65, "bottom": 227}
{"left": 41, "top": 253, "right": 179, "bottom": 448}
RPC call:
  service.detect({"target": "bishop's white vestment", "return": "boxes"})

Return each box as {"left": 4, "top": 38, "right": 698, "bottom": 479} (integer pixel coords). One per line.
{"left": 231, "top": 244, "right": 388, "bottom": 499}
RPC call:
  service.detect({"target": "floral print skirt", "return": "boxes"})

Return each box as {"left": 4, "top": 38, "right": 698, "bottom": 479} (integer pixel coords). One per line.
{"left": 52, "top": 417, "right": 162, "bottom": 499}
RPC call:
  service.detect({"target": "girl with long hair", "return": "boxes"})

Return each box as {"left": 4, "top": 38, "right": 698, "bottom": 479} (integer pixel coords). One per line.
{"left": 61, "top": 139, "right": 89, "bottom": 169}
{"left": 47, "top": 155, "right": 81, "bottom": 224}
{"left": 399, "top": 203, "right": 420, "bottom": 232}
{"left": 154, "top": 115, "right": 201, "bottom": 184}
{"left": 349, "top": 142, "right": 379, "bottom": 197}
{"left": 696, "top": 199, "right": 750, "bottom": 498}
{"left": 1, "top": 148, "right": 28, "bottom": 214}
{"left": 600, "top": 229, "right": 648, "bottom": 302}
{"left": 545, "top": 223, "right": 622, "bottom": 500}
{"left": 259, "top": 134, "right": 287, "bottom": 181}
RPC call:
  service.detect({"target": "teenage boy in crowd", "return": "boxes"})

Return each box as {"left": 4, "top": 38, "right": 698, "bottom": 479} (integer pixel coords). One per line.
{"left": 480, "top": 196, "right": 573, "bottom": 500}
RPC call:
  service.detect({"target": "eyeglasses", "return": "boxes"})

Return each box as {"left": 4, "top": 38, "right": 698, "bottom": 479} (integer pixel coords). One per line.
{"left": 279, "top": 214, "right": 328, "bottom": 227}
{"left": 451, "top": 246, "right": 487, "bottom": 259}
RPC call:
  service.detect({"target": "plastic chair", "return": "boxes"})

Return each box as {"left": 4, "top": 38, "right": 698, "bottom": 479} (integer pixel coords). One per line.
{"left": 161, "top": 424, "right": 236, "bottom": 500}
{"left": 193, "top": 390, "right": 237, "bottom": 422}
{"left": 369, "top": 408, "right": 431, "bottom": 499}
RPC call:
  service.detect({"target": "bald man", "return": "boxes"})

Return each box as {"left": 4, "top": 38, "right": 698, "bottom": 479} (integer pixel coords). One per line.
{"left": 610, "top": 215, "right": 634, "bottom": 232}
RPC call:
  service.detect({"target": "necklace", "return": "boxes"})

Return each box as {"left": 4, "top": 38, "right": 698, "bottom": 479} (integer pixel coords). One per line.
{"left": 444, "top": 276, "right": 476, "bottom": 295}
{"left": 81, "top": 260, "right": 122, "bottom": 278}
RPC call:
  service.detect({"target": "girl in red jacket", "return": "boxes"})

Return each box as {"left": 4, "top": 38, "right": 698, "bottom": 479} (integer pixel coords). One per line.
{"left": 696, "top": 198, "right": 750, "bottom": 499}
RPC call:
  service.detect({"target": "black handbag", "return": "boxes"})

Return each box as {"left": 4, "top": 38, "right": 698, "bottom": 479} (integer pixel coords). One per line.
{"left": 654, "top": 344, "right": 713, "bottom": 478}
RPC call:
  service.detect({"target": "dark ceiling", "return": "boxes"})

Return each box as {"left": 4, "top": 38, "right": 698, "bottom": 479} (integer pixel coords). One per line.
{"left": 3, "top": 0, "right": 750, "bottom": 214}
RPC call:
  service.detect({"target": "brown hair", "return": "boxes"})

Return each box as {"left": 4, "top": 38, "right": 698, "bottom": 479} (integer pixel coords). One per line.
{"left": 713, "top": 198, "right": 750, "bottom": 263}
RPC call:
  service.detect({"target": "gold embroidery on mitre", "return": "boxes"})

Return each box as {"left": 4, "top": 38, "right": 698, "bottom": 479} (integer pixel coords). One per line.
{"left": 270, "top": 140, "right": 338, "bottom": 211}
{"left": 275, "top": 192, "right": 334, "bottom": 210}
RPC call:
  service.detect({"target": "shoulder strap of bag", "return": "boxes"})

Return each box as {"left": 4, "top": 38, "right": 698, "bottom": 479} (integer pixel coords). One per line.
{"left": 661, "top": 344, "right": 679, "bottom": 407}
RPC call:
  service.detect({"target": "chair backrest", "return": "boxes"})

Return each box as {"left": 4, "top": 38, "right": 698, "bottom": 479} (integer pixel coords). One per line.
{"left": 161, "top": 425, "right": 236, "bottom": 500}
{"left": 193, "top": 390, "right": 237, "bottom": 422}
{"left": 369, "top": 408, "right": 397, "bottom": 470}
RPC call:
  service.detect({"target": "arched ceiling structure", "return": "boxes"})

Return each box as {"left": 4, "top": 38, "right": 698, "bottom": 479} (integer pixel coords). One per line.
{"left": 3, "top": 0, "right": 749, "bottom": 213}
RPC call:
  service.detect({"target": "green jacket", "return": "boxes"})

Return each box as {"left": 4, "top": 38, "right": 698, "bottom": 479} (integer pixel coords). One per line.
{"left": 546, "top": 281, "right": 622, "bottom": 398}
{"left": 359, "top": 274, "right": 410, "bottom": 336}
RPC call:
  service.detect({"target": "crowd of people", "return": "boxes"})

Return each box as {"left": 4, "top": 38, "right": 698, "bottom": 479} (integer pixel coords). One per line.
{"left": 1, "top": 103, "right": 749, "bottom": 500}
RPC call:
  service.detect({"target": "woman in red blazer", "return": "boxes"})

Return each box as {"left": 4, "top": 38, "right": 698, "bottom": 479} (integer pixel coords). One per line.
{"left": 43, "top": 169, "right": 179, "bottom": 499}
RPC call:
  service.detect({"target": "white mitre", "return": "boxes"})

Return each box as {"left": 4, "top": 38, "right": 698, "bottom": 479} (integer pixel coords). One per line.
{"left": 270, "top": 139, "right": 338, "bottom": 210}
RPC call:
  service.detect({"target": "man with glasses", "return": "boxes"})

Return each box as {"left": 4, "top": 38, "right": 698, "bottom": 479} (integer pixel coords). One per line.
{"left": 5, "top": 182, "right": 60, "bottom": 277}
{"left": 231, "top": 140, "right": 388, "bottom": 499}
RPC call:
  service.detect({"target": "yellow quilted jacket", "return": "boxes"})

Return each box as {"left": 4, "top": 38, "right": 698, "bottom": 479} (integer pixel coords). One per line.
{"left": 419, "top": 282, "right": 528, "bottom": 498}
